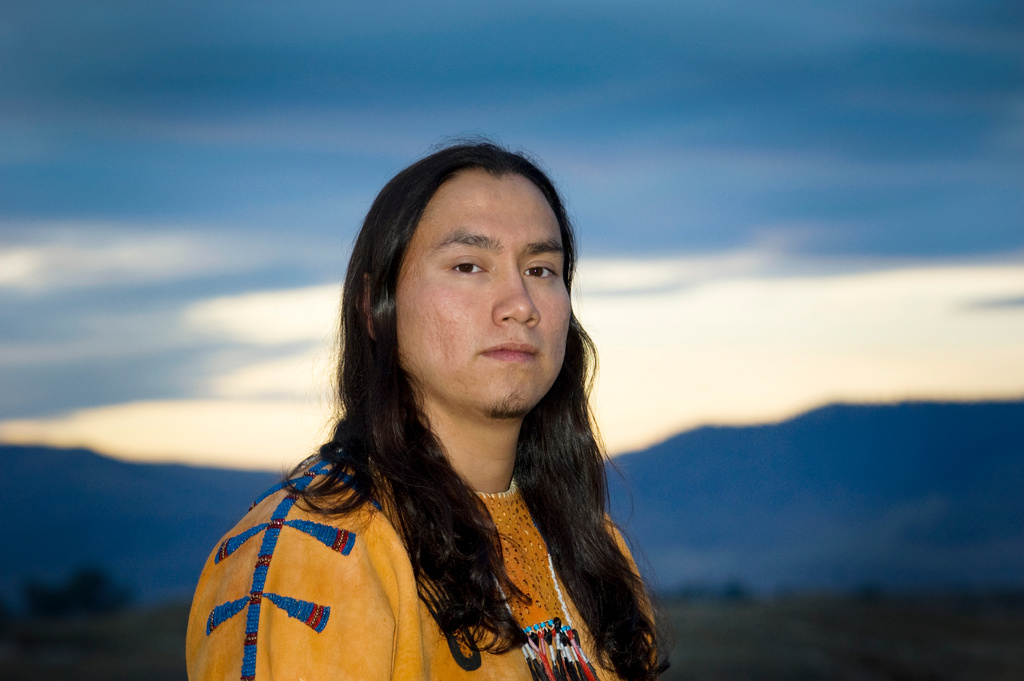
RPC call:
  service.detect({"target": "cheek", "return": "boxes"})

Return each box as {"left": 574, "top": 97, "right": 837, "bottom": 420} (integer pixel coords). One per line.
{"left": 549, "top": 293, "right": 572, "bottom": 347}
{"left": 399, "top": 285, "right": 474, "bottom": 366}
{"left": 425, "top": 303, "right": 467, "bottom": 361}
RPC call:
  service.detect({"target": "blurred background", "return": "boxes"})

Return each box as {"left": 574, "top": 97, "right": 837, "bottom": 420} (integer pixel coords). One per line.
{"left": 1, "top": 1, "right": 1022, "bottom": 679}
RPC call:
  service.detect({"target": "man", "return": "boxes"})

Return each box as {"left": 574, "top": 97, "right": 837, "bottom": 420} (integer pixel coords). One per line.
{"left": 186, "top": 142, "right": 663, "bottom": 680}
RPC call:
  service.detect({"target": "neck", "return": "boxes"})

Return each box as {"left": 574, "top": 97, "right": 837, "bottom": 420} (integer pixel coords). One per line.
{"left": 425, "top": 409, "right": 522, "bottom": 494}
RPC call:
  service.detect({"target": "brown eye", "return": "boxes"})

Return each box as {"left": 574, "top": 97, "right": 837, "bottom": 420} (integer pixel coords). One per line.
{"left": 454, "top": 263, "right": 481, "bottom": 273}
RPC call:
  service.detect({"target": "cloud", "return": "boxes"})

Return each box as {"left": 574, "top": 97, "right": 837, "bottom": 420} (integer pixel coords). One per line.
{"left": 207, "top": 352, "right": 332, "bottom": 401}
{"left": 1, "top": 0, "right": 1021, "bottom": 462}
{"left": 183, "top": 283, "right": 340, "bottom": 345}
{"left": 573, "top": 250, "right": 772, "bottom": 295}
{"left": 560, "top": 146, "right": 1023, "bottom": 257}
{"left": 0, "top": 232, "right": 205, "bottom": 291}
{"left": 574, "top": 259, "right": 1024, "bottom": 452}
{"left": 0, "top": 399, "right": 330, "bottom": 471}
{"left": 0, "top": 223, "right": 283, "bottom": 291}
{"left": 3, "top": 257, "right": 1022, "bottom": 465}
{"left": 3, "top": 0, "right": 1020, "bottom": 259}
{"left": 967, "top": 294, "right": 1024, "bottom": 309}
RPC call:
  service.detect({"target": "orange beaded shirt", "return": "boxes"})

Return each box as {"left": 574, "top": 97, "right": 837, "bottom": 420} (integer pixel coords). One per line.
{"left": 186, "top": 465, "right": 626, "bottom": 681}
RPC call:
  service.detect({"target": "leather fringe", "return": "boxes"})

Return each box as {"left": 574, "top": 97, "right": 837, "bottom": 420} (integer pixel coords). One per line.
{"left": 520, "top": 618, "right": 599, "bottom": 681}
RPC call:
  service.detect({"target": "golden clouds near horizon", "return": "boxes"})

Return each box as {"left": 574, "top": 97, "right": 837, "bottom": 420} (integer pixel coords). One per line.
{"left": 0, "top": 400, "right": 330, "bottom": 471}
{"left": 581, "top": 262, "right": 1024, "bottom": 452}
{"left": 1, "top": 260, "right": 1022, "bottom": 469}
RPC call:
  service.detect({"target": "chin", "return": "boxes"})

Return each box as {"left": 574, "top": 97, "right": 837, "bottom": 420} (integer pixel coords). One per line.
{"left": 484, "top": 393, "right": 534, "bottom": 421}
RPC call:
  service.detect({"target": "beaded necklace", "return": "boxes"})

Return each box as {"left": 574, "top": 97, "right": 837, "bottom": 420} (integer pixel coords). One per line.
{"left": 478, "top": 481, "right": 602, "bottom": 681}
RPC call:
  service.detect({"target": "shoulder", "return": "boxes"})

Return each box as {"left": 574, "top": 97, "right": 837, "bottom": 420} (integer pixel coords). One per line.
{"left": 185, "top": 465, "right": 423, "bottom": 680}
{"left": 197, "top": 462, "right": 401, "bottom": 576}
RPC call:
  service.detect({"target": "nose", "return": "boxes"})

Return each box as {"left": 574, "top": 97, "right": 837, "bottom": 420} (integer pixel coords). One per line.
{"left": 493, "top": 273, "right": 540, "bottom": 326}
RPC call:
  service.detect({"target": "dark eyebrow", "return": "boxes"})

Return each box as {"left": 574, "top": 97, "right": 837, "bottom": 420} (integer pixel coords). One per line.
{"left": 523, "top": 238, "right": 564, "bottom": 257}
{"left": 431, "top": 230, "right": 563, "bottom": 258}
{"left": 432, "top": 229, "right": 502, "bottom": 253}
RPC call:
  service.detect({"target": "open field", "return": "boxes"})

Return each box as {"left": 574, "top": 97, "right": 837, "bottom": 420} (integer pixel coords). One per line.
{"left": 0, "top": 601, "right": 189, "bottom": 681}
{"left": 660, "top": 593, "right": 1024, "bottom": 681}
{"left": 1, "top": 593, "right": 1022, "bottom": 680}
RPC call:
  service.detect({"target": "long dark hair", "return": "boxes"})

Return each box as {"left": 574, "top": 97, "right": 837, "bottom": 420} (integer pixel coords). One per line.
{"left": 296, "top": 140, "right": 662, "bottom": 679}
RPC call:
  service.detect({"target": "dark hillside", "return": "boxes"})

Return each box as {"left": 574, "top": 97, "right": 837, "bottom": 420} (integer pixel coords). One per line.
{"left": 608, "top": 400, "right": 1024, "bottom": 592}
{"left": 2, "top": 400, "right": 1022, "bottom": 610}
{"left": 0, "top": 446, "right": 279, "bottom": 607}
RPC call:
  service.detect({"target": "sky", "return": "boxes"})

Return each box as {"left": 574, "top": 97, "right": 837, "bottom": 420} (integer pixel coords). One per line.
{"left": 1, "top": 0, "right": 1022, "bottom": 470}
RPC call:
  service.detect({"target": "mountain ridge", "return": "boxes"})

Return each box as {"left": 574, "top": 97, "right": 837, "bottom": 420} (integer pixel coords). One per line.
{"left": 0, "top": 446, "right": 279, "bottom": 607}
{"left": 609, "top": 400, "right": 1024, "bottom": 592}
{"left": 2, "top": 399, "right": 1021, "bottom": 608}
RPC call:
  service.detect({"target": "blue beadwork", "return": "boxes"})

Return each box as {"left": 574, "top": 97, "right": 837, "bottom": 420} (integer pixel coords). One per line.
{"left": 207, "top": 596, "right": 249, "bottom": 635}
{"left": 264, "top": 593, "right": 331, "bottom": 633}
{"left": 284, "top": 519, "right": 355, "bottom": 554}
{"left": 216, "top": 524, "right": 270, "bottom": 563}
{"left": 204, "top": 461, "right": 354, "bottom": 680}
{"left": 247, "top": 480, "right": 286, "bottom": 510}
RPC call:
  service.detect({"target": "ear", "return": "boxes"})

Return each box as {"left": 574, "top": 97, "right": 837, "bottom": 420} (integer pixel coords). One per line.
{"left": 362, "top": 273, "right": 375, "bottom": 341}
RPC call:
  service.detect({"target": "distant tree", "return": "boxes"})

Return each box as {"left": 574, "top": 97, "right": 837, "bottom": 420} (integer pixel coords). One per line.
{"left": 853, "top": 582, "right": 886, "bottom": 602}
{"left": 721, "top": 579, "right": 752, "bottom": 601}
{"left": 24, "top": 566, "right": 133, "bottom": 617}
{"left": 668, "top": 580, "right": 755, "bottom": 602}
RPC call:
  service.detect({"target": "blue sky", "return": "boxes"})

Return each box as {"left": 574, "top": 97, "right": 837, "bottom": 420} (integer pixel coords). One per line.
{"left": 1, "top": 0, "right": 1022, "bottom": 467}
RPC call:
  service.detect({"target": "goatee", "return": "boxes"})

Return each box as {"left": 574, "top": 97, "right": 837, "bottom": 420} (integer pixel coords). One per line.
{"left": 485, "top": 393, "right": 532, "bottom": 420}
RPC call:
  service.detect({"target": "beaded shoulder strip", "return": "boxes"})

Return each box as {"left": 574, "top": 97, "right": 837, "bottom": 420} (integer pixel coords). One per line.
{"left": 205, "top": 462, "right": 357, "bottom": 681}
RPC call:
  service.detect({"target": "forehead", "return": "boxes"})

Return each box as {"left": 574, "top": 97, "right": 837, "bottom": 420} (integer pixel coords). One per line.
{"left": 411, "top": 169, "right": 562, "bottom": 249}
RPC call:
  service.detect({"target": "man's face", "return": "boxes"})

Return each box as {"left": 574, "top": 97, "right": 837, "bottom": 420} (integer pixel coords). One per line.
{"left": 395, "top": 168, "right": 571, "bottom": 429}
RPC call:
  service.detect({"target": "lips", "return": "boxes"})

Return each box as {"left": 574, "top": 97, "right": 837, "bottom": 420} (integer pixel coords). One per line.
{"left": 481, "top": 342, "right": 538, "bottom": 362}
